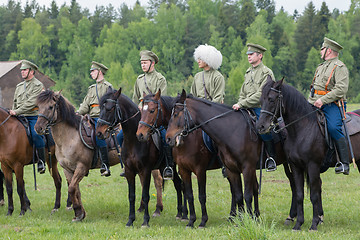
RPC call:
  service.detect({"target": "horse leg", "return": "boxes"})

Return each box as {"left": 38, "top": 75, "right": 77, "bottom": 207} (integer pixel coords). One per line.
{"left": 140, "top": 170, "right": 152, "bottom": 227}
{"left": 252, "top": 174, "right": 260, "bottom": 218}
{"left": 0, "top": 170, "right": 4, "bottom": 206}
{"left": 151, "top": 169, "right": 163, "bottom": 217}
{"left": 242, "top": 167, "right": 256, "bottom": 216}
{"left": 126, "top": 171, "right": 136, "bottom": 227}
{"left": 197, "top": 170, "right": 208, "bottom": 228}
{"left": 180, "top": 169, "right": 195, "bottom": 227}
{"left": 65, "top": 180, "right": 72, "bottom": 210}
{"left": 171, "top": 168, "right": 184, "bottom": 220}
{"left": 291, "top": 165, "right": 305, "bottom": 231}
{"left": 49, "top": 157, "right": 62, "bottom": 213}
{"left": 307, "top": 163, "right": 322, "bottom": 231}
{"left": 13, "top": 165, "right": 27, "bottom": 216}
{"left": 226, "top": 170, "right": 244, "bottom": 218}
{"left": 283, "top": 162, "right": 297, "bottom": 225}
{"left": 2, "top": 166, "right": 14, "bottom": 216}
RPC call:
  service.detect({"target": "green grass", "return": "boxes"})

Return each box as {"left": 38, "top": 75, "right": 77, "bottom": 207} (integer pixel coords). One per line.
{"left": 0, "top": 164, "right": 360, "bottom": 239}
{"left": 347, "top": 103, "right": 360, "bottom": 112}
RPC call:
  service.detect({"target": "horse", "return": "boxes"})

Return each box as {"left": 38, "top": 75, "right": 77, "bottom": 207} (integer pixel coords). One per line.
{"left": 165, "top": 89, "right": 297, "bottom": 222}
{"left": 95, "top": 88, "right": 185, "bottom": 227}
{"left": 136, "top": 90, "right": 224, "bottom": 228}
{"left": 34, "top": 90, "right": 164, "bottom": 222}
{"left": 256, "top": 78, "right": 360, "bottom": 231}
{"left": 0, "top": 170, "right": 5, "bottom": 206}
{"left": 0, "top": 106, "right": 63, "bottom": 216}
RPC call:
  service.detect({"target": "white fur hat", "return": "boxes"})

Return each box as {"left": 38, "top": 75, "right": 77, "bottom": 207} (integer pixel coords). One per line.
{"left": 193, "top": 44, "right": 222, "bottom": 70}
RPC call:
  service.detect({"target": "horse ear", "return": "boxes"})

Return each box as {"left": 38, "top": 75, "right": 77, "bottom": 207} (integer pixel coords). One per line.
{"left": 154, "top": 89, "right": 161, "bottom": 100}
{"left": 142, "top": 91, "right": 147, "bottom": 98}
{"left": 106, "top": 86, "right": 113, "bottom": 94}
{"left": 54, "top": 90, "right": 62, "bottom": 101}
{"left": 180, "top": 89, "right": 186, "bottom": 103}
{"left": 115, "top": 88, "right": 122, "bottom": 99}
{"left": 274, "top": 78, "right": 284, "bottom": 89}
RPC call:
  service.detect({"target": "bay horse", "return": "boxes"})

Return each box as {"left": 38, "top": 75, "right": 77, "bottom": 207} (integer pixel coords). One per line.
{"left": 256, "top": 78, "right": 360, "bottom": 231}
{"left": 0, "top": 170, "right": 4, "bottom": 206}
{"left": 0, "top": 106, "right": 63, "bottom": 216}
{"left": 136, "top": 90, "right": 224, "bottom": 228}
{"left": 34, "top": 90, "right": 165, "bottom": 221}
{"left": 95, "top": 88, "right": 185, "bottom": 227}
{"left": 165, "top": 90, "right": 297, "bottom": 222}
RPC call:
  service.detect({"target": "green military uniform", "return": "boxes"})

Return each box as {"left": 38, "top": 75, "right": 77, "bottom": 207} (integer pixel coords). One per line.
{"left": 132, "top": 70, "right": 167, "bottom": 105}
{"left": 78, "top": 79, "right": 113, "bottom": 117}
{"left": 191, "top": 68, "right": 225, "bottom": 103}
{"left": 235, "top": 61, "right": 275, "bottom": 108}
{"left": 13, "top": 76, "right": 44, "bottom": 116}
{"left": 78, "top": 61, "right": 113, "bottom": 118}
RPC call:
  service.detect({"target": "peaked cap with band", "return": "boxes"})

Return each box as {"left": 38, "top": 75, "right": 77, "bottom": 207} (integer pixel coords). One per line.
{"left": 90, "top": 61, "right": 108, "bottom": 74}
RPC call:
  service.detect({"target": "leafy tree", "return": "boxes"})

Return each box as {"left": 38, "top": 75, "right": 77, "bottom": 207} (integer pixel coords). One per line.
{"left": 256, "top": 0, "right": 275, "bottom": 23}
{"left": 238, "top": 0, "right": 257, "bottom": 42}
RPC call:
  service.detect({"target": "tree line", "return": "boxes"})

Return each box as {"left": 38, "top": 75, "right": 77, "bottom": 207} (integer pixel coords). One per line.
{"left": 1, "top": 0, "right": 360, "bottom": 106}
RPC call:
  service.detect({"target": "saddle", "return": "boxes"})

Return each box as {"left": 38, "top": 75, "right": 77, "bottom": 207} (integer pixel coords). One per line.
{"left": 344, "top": 111, "right": 360, "bottom": 136}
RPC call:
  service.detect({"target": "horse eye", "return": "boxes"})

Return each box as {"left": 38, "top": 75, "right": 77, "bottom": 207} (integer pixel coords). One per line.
{"left": 150, "top": 109, "right": 155, "bottom": 114}
{"left": 49, "top": 106, "right": 53, "bottom": 110}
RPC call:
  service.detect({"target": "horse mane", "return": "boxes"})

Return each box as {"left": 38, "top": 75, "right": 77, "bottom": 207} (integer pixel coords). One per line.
{"left": 100, "top": 90, "right": 139, "bottom": 116}
{"left": 37, "top": 90, "right": 81, "bottom": 128}
{"left": 262, "top": 80, "right": 317, "bottom": 120}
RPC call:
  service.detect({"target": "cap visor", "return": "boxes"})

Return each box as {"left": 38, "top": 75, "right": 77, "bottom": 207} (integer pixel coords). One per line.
{"left": 246, "top": 51, "right": 255, "bottom": 54}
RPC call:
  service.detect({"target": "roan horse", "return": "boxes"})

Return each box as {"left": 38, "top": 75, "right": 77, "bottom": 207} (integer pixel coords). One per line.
{"left": 256, "top": 79, "right": 360, "bottom": 231}
{"left": 0, "top": 106, "right": 63, "bottom": 216}
{"left": 96, "top": 88, "right": 185, "bottom": 227}
{"left": 166, "top": 90, "right": 297, "bottom": 221}
{"left": 34, "top": 90, "right": 127, "bottom": 221}
{"left": 136, "top": 90, "right": 224, "bottom": 228}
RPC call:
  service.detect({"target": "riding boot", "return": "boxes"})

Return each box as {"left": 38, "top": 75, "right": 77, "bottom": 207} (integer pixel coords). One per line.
{"left": 334, "top": 137, "right": 350, "bottom": 175}
{"left": 264, "top": 140, "right": 277, "bottom": 172}
{"left": 99, "top": 147, "right": 111, "bottom": 177}
{"left": 163, "top": 145, "right": 174, "bottom": 180}
{"left": 36, "top": 147, "right": 46, "bottom": 174}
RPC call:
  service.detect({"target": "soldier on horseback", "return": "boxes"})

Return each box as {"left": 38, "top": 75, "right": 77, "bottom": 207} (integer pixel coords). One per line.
{"left": 232, "top": 43, "right": 277, "bottom": 172}
{"left": 309, "top": 37, "right": 350, "bottom": 175}
{"left": 10, "top": 60, "right": 46, "bottom": 174}
{"left": 78, "top": 61, "right": 113, "bottom": 177}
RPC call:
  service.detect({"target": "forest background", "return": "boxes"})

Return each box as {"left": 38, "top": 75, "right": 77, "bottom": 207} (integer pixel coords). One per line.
{"left": 1, "top": 0, "right": 360, "bottom": 106}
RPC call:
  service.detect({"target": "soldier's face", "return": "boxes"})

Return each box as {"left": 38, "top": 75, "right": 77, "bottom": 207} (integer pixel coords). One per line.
{"left": 90, "top": 69, "right": 99, "bottom": 80}
{"left": 248, "top": 52, "right": 262, "bottom": 66}
{"left": 21, "top": 68, "right": 33, "bottom": 80}
{"left": 141, "top": 60, "right": 152, "bottom": 72}
{"left": 197, "top": 59, "right": 208, "bottom": 69}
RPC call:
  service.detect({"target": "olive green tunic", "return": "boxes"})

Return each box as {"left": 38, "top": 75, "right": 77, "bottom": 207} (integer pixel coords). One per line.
{"left": 12, "top": 77, "right": 44, "bottom": 116}
{"left": 78, "top": 79, "right": 113, "bottom": 118}
{"left": 308, "top": 57, "right": 348, "bottom": 105}
{"left": 236, "top": 62, "right": 275, "bottom": 108}
{"left": 132, "top": 70, "right": 167, "bottom": 105}
{"left": 191, "top": 68, "right": 225, "bottom": 103}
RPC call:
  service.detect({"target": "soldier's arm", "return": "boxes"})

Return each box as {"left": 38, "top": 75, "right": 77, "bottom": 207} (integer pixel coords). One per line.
{"left": 321, "top": 66, "right": 349, "bottom": 104}
{"left": 211, "top": 74, "right": 225, "bottom": 103}
{"left": 14, "top": 84, "right": 43, "bottom": 115}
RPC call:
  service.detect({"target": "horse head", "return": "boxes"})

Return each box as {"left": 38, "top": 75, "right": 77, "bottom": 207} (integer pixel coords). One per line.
{"left": 35, "top": 90, "right": 62, "bottom": 135}
{"left": 136, "top": 89, "right": 162, "bottom": 142}
{"left": 166, "top": 89, "right": 191, "bottom": 147}
{"left": 256, "top": 77, "right": 284, "bottom": 134}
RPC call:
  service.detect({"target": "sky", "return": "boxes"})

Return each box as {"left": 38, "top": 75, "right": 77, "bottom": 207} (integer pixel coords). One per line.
{"left": 0, "top": 0, "right": 353, "bottom": 14}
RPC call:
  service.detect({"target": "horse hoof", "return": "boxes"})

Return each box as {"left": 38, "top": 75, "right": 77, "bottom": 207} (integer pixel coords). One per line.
{"left": 152, "top": 212, "right": 161, "bottom": 217}
{"left": 0, "top": 200, "right": 4, "bottom": 206}
{"left": 66, "top": 207, "right": 73, "bottom": 211}
{"left": 198, "top": 226, "right": 205, "bottom": 229}
{"left": 284, "top": 217, "right": 295, "bottom": 226}
{"left": 141, "top": 224, "right": 149, "bottom": 228}
{"left": 72, "top": 212, "right": 86, "bottom": 222}
{"left": 181, "top": 218, "right": 188, "bottom": 222}
{"left": 51, "top": 208, "right": 59, "bottom": 215}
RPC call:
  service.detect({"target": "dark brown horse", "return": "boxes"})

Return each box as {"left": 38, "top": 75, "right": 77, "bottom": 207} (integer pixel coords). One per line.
{"left": 96, "top": 88, "right": 185, "bottom": 227}
{"left": 136, "top": 90, "right": 224, "bottom": 228}
{"left": 0, "top": 107, "right": 63, "bottom": 216}
{"left": 0, "top": 170, "right": 4, "bottom": 206}
{"left": 166, "top": 90, "right": 297, "bottom": 222}
{"left": 256, "top": 79, "right": 360, "bottom": 230}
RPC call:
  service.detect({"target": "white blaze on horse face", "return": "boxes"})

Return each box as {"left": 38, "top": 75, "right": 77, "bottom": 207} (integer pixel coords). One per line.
{"left": 176, "top": 135, "right": 181, "bottom": 147}
{"left": 143, "top": 104, "right": 148, "bottom": 111}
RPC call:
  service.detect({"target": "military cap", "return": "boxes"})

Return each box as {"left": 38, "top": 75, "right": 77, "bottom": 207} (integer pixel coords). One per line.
{"left": 140, "top": 50, "right": 159, "bottom": 64}
{"left": 322, "top": 37, "right": 343, "bottom": 52}
{"left": 90, "top": 61, "right": 108, "bottom": 74}
{"left": 20, "top": 60, "right": 38, "bottom": 71}
{"left": 246, "top": 43, "right": 267, "bottom": 54}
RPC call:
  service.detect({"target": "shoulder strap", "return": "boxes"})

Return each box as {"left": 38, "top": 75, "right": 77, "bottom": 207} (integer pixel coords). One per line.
{"left": 202, "top": 72, "right": 212, "bottom": 101}
{"left": 143, "top": 75, "right": 152, "bottom": 94}
{"left": 325, "top": 65, "right": 337, "bottom": 92}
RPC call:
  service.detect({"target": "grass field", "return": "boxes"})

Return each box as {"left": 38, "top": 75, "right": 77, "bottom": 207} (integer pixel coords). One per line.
{"left": 0, "top": 161, "right": 360, "bottom": 240}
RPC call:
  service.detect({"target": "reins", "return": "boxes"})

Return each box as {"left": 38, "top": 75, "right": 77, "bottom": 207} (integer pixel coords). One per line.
{"left": 139, "top": 98, "right": 162, "bottom": 133}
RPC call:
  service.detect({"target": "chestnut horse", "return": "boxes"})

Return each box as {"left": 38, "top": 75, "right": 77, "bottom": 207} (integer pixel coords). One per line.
{"left": 166, "top": 90, "right": 297, "bottom": 222}
{"left": 0, "top": 107, "right": 63, "bottom": 216}
{"left": 256, "top": 79, "right": 360, "bottom": 231}
{"left": 136, "top": 90, "right": 224, "bottom": 228}
{"left": 96, "top": 88, "right": 185, "bottom": 227}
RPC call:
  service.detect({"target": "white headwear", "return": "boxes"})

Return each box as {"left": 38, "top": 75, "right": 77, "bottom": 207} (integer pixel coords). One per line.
{"left": 193, "top": 44, "right": 222, "bottom": 70}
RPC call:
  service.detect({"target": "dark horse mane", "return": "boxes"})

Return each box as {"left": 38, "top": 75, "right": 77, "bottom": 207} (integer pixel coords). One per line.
{"left": 186, "top": 94, "right": 233, "bottom": 110}
{"left": 37, "top": 90, "right": 81, "bottom": 129}
{"left": 262, "top": 80, "right": 318, "bottom": 121}
{"left": 100, "top": 89, "right": 139, "bottom": 118}
{"left": 143, "top": 94, "right": 179, "bottom": 112}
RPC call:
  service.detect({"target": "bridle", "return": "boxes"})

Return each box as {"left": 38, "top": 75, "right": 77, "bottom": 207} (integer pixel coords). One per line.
{"left": 139, "top": 99, "right": 162, "bottom": 134}
{"left": 171, "top": 100, "right": 233, "bottom": 138}
{"left": 37, "top": 100, "right": 60, "bottom": 127}
{"left": 260, "top": 87, "right": 319, "bottom": 133}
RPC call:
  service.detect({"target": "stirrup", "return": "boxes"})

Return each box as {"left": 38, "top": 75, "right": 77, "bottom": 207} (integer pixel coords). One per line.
{"left": 37, "top": 160, "right": 46, "bottom": 174}
{"left": 100, "top": 164, "right": 111, "bottom": 177}
{"left": 163, "top": 166, "right": 173, "bottom": 180}
{"left": 335, "top": 162, "right": 349, "bottom": 175}
{"left": 265, "top": 157, "right": 277, "bottom": 172}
